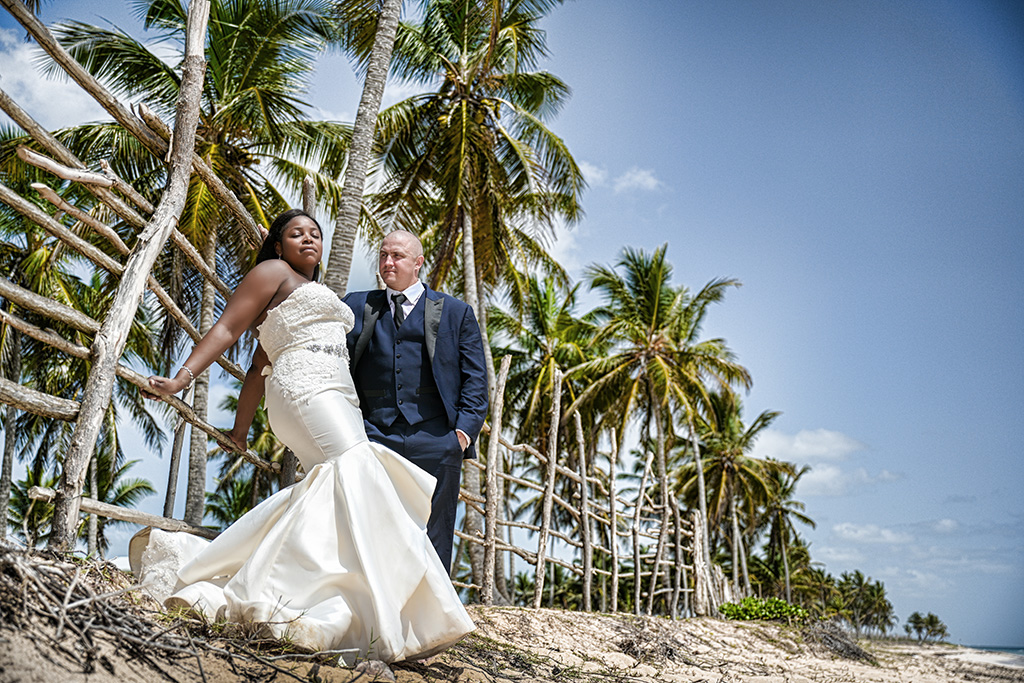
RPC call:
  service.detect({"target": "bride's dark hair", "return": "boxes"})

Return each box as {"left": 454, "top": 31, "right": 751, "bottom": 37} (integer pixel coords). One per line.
{"left": 255, "top": 209, "right": 322, "bottom": 281}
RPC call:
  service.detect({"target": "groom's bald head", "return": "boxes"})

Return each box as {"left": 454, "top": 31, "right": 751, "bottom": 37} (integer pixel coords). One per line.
{"left": 379, "top": 230, "right": 425, "bottom": 291}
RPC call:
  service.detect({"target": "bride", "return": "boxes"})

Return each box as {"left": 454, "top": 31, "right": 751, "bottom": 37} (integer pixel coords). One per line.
{"left": 138, "top": 209, "right": 475, "bottom": 663}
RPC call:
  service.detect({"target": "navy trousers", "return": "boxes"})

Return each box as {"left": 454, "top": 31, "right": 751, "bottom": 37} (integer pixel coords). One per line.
{"left": 363, "top": 414, "right": 463, "bottom": 574}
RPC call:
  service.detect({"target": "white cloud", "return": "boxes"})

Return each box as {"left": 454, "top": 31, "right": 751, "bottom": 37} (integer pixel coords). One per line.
{"left": 932, "top": 519, "right": 959, "bottom": 534}
{"left": 752, "top": 428, "right": 891, "bottom": 497}
{"left": 613, "top": 166, "right": 663, "bottom": 193}
{"left": 0, "top": 29, "right": 109, "bottom": 129}
{"left": 814, "top": 545, "right": 864, "bottom": 566}
{"left": 833, "top": 522, "right": 913, "bottom": 545}
{"left": 798, "top": 463, "right": 851, "bottom": 496}
{"left": 578, "top": 160, "right": 608, "bottom": 187}
{"left": 878, "top": 567, "right": 953, "bottom": 598}
{"left": 752, "top": 428, "right": 867, "bottom": 463}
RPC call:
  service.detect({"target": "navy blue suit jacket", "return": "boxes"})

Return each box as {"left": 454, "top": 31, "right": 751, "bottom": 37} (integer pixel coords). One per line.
{"left": 342, "top": 286, "right": 489, "bottom": 459}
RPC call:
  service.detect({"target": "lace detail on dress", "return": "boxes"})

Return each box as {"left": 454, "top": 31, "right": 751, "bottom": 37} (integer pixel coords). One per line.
{"left": 257, "top": 283, "right": 355, "bottom": 405}
{"left": 138, "top": 529, "right": 191, "bottom": 604}
{"left": 268, "top": 348, "right": 350, "bottom": 404}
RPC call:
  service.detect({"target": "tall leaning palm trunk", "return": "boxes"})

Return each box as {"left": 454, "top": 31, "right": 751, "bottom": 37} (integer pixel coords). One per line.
{"left": 323, "top": 0, "right": 403, "bottom": 294}
{"left": 459, "top": 208, "right": 488, "bottom": 588}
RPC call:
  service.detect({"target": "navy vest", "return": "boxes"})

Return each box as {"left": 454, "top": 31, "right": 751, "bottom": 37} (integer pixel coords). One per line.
{"left": 354, "top": 295, "right": 444, "bottom": 426}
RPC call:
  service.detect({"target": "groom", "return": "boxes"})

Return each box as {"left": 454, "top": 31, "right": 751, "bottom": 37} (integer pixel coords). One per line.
{"left": 343, "top": 230, "right": 489, "bottom": 573}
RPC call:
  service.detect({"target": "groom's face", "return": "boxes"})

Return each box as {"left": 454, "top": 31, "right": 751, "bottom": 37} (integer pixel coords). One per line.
{"left": 378, "top": 233, "right": 425, "bottom": 291}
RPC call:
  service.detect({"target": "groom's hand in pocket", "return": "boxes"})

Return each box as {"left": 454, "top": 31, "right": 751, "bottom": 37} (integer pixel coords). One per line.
{"left": 456, "top": 430, "right": 470, "bottom": 452}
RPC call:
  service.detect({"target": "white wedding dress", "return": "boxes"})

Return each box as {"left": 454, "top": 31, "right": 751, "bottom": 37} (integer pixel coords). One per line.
{"left": 130, "top": 282, "right": 475, "bottom": 663}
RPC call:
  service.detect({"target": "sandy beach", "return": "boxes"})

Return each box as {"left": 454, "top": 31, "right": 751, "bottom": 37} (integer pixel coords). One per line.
{"left": 1, "top": 548, "right": 1022, "bottom": 682}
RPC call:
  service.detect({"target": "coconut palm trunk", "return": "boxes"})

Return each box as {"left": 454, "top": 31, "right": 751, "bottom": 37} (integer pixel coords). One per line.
{"left": 459, "top": 207, "right": 489, "bottom": 589}
{"left": 185, "top": 232, "right": 217, "bottom": 525}
{"left": 323, "top": 0, "right": 403, "bottom": 295}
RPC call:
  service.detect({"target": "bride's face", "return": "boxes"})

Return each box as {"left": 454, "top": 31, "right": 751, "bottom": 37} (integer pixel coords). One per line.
{"left": 277, "top": 217, "right": 322, "bottom": 274}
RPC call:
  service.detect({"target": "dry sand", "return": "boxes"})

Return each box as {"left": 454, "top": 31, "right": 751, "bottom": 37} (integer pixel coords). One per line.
{"left": 1, "top": 548, "right": 1021, "bottom": 683}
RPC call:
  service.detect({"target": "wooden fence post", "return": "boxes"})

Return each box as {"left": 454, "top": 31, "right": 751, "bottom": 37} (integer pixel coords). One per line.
{"left": 631, "top": 450, "right": 653, "bottom": 616}
{"left": 532, "top": 368, "right": 562, "bottom": 609}
{"left": 609, "top": 428, "right": 620, "bottom": 613}
{"left": 482, "top": 355, "right": 512, "bottom": 605}
{"left": 573, "top": 411, "right": 592, "bottom": 612}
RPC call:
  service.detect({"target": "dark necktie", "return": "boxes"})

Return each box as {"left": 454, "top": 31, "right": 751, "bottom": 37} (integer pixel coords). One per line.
{"left": 391, "top": 293, "right": 407, "bottom": 328}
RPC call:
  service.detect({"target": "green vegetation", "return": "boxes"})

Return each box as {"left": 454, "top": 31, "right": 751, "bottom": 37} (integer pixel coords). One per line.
{"left": 904, "top": 611, "right": 949, "bottom": 642}
{"left": 719, "top": 596, "right": 809, "bottom": 622}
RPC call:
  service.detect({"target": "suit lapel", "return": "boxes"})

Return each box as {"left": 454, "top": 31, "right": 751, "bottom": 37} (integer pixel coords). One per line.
{"left": 353, "top": 290, "right": 386, "bottom": 367}
{"left": 424, "top": 287, "right": 444, "bottom": 365}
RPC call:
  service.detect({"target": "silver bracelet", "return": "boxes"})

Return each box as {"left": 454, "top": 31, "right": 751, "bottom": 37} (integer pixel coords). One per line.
{"left": 180, "top": 365, "right": 195, "bottom": 388}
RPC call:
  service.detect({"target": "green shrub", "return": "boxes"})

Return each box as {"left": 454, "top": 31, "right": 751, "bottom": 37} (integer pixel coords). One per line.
{"left": 719, "top": 596, "right": 809, "bottom": 622}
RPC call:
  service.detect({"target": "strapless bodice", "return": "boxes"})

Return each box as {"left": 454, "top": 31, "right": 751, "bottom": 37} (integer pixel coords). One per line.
{"left": 256, "top": 282, "right": 356, "bottom": 404}
{"left": 257, "top": 283, "right": 353, "bottom": 361}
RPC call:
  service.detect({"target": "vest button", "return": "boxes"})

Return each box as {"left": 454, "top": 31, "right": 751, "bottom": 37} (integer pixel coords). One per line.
{"left": 396, "top": 368, "right": 402, "bottom": 374}
{"left": 396, "top": 353, "right": 402, "bottom": 358}
{"left": 398, "top": 399, "right": 404, "bottom": 405}
{"left": 398, "top": 384, "right": 403, "bottom": 390}
{"left": 396, "top": 339, "right": 402, "bottom": 344}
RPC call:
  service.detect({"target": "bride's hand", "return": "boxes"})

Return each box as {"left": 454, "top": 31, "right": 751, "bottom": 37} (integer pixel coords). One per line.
{"left": 227, "top": 429, "right": 248, "bottom": 452}
{"left": 143, "top": 374, "right": 188, "bottom": 399}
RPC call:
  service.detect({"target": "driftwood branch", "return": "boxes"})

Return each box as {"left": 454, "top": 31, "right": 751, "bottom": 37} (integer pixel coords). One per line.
{"left": 482, "top": 355, "right": 511, "bottom": 605}
{"left": 28, "top": 487, "right": 218, "bottom": 540}
{"left": 0, "top": 377, "right": 78, "bottom": 420}
{"left": 17, "top": 143, "right": 232, "bottom": 300}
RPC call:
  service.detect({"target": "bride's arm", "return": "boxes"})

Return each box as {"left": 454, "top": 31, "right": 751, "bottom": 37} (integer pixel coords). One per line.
{"left": 146, "top": 261, "right": 287, "bottom": 397}
{"left": 226, "top": 344, "right": 270, "bottom": 451}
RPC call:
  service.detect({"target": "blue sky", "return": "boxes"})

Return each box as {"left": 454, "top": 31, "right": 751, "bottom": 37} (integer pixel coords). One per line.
{"left": 2, "top": 0, "right": 1022, "bottom": 647}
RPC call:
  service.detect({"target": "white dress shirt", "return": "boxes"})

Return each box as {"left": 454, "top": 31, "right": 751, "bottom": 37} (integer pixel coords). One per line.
{"left": 386, "top": 281, "right": 424, "bottom": 321}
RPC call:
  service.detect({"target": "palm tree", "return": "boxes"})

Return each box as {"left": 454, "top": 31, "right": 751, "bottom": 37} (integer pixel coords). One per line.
{"left": 678, "top": 390, "right": 779, "bottom": 595}
{"left": 322, "top": 0, "right": 403, "bottom": 294}
{"left": 207, "top": 379, "right": 289, "bottom": 508}
{"left": 371, "top": 0, "right": 585, "bottom": 321}
{"left": 7, "top": 466, "right": 58, "bottom": 547}
{"left": 570, "top": 247, "right": 749, "bottom": 594}
{"left": 838, "top": 570, "right": 872, "bottom": 638}
{"left": 906, "top": 611, "right": 926, "bottom": 640}
{"left": 205, "top": 475, "right": 257, "bottom": 530}
{"left": 862, "top": 581, "right": 896, "bottom": 636}
{"left": 758, "top": 460, "right": 814, "bottom": 602}
{"left": 490, "top": 275, "right": 596, "bottom": 450}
